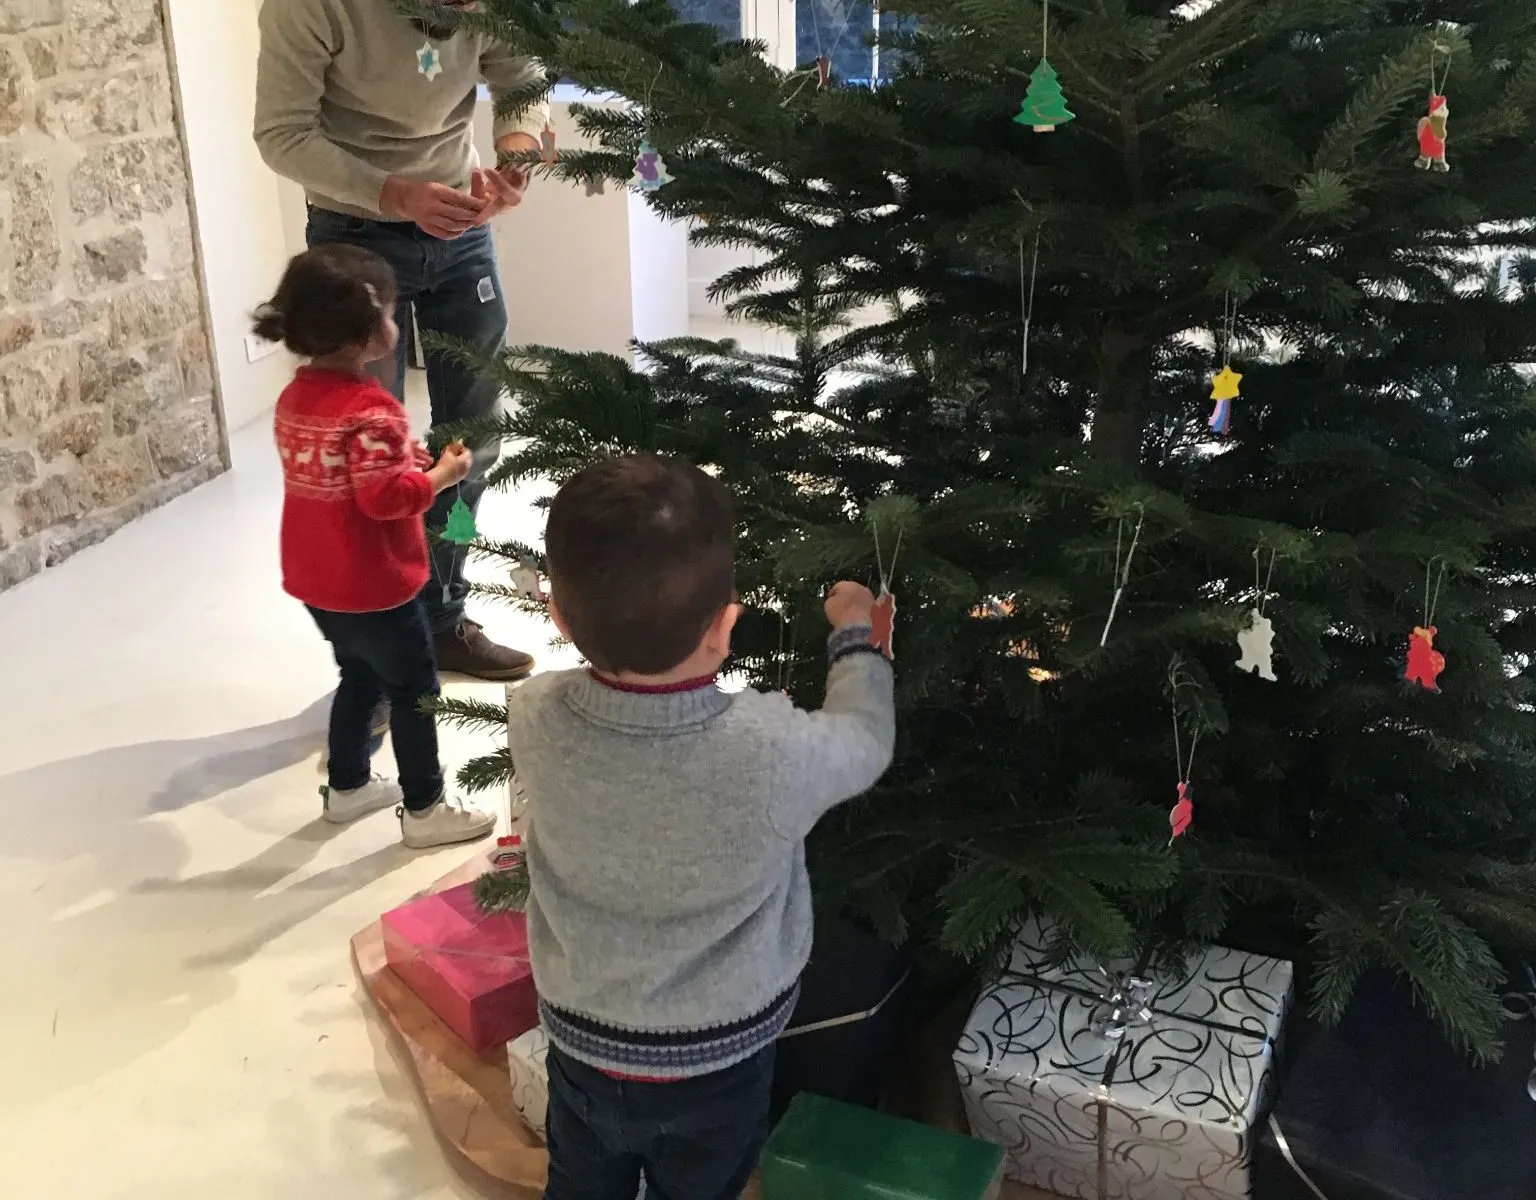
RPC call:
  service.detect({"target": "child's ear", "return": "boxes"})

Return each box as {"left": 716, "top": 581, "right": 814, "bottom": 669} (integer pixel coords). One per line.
{"left": 548, "top": 593, "right": 572, "bottom": 642}
{"left": 706, "top": 601, "right": 740, "bottom": 656}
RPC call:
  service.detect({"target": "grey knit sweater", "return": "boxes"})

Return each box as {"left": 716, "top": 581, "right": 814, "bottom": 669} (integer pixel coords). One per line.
{"left": 507, "top": 626, "right": 895, "bottom": 1078}
{"left": 254, "top": 0, "right": 549, "bottom": 218}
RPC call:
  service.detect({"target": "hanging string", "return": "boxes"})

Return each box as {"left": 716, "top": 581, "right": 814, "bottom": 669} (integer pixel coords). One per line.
{"left": 1423, "top": 558, "right": 1447, "bottom": 627}
{"left": 1020, "top": 229, "right": 1041, "bottom": 374}
{"left": 1041, "top": 0, "right": 1049, "bottom": 57}
{"left": 640, "top": 62, "right": 665, "bottom": 133}
{"left": 1099, "top": 504, "right": 1144, "bottom": 647}
{"left": 1220, "top": 291, "right": 1237, "bottom": 366}
{"left": 1168, "top": 660, "right": 1199, "bottom": 780}
{"left": 1171, "top": 700, "right": 1200, "bottom": 785}
{"left": 774, "top": 605, "right": 786, "bottom": 688}
{"left": 1254, "top": 542, "right": 1278, "bottom": 617}
{"left": 872, "top": 518, "right": 905, "bottom": 592}
{"left": 1429, "top": 39, "right": 1453, "bottom": 97}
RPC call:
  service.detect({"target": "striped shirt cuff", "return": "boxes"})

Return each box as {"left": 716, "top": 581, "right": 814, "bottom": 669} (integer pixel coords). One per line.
{"left": 827, "top": 625, "right": 876, "bottom": 664}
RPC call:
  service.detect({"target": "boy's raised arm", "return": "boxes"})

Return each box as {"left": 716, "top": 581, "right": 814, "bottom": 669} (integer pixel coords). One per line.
{"left": 769, "top": 621, "right": 896, "bottom": 841}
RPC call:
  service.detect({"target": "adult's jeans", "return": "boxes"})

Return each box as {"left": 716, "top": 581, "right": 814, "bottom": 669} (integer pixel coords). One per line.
{"left": 307, "top": 596, "right": 443, "bottom": 813}
{"left": 543, "top": 1044, "right": 774, "bottom": 1200}
{"left": 306, "top": 207, "right": 507, "bottom": 635}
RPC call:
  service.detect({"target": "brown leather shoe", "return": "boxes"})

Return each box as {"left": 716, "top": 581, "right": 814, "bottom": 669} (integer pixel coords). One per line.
{"left": 435, "top": 619, "right": 535, "bottom": 682}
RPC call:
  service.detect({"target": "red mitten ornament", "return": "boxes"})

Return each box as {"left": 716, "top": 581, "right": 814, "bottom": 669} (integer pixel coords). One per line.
{"left": 870, "top": 588, "right": 896, "bottom": 660}
{"left": 1404, "top": 625, "right": 1445, "bottom": 692}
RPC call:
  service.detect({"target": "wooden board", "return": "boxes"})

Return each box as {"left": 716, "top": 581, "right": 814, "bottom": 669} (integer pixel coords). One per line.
{"left": 352, "top": 856, "right": 546, "bottom": 1197}
{"left": 352, "top": 857, "right": 1057, "bottom": 1200}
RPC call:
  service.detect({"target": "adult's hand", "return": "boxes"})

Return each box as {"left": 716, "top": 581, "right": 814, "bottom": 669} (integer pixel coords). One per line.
{"left": 379, "top": 177, "right": 487, "bottom": 240}
{"left": 469, "top": 166, "right": 527, "bottom": 225}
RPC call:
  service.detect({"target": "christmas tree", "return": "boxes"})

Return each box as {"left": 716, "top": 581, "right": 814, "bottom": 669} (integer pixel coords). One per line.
{"left": 437, "top": 0, "right": 1536, "bottom": 1056}
{"left": 1014, "top": 57, "right": 1074, "bottom": 131}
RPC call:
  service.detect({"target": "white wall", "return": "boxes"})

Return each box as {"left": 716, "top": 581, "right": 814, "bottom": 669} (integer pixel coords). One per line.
{"left": 474, "top": 93, "right": 689, "bottom": 356}
{"left": 163, "top": 0, "right": 305, "bottom": 444}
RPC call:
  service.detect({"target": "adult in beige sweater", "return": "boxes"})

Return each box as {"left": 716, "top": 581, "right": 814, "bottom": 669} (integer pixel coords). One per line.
{"left": 255, "top": 0, "right": 549, "bottom": 681}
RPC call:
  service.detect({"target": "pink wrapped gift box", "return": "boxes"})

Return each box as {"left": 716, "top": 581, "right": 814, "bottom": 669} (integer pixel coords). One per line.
{"left": 381, "top": 882, "right": 538, "bottom": 1055}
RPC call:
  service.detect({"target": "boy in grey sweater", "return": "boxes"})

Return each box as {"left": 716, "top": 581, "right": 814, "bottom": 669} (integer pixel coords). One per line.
{"left": 507, "top": 454, "right": 895, "bottom": 1200}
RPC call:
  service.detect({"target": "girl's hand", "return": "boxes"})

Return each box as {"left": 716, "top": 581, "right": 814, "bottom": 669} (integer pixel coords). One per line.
{"left": 426, "top": 442, "right": 473, "bottom": 492}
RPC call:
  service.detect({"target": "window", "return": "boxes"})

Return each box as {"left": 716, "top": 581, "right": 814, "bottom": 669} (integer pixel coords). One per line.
{"left": 670, "top": 0, "right": 742, "bottom": 40}
{"left": 793, "top": 0, "right": 911, "bottom": 87}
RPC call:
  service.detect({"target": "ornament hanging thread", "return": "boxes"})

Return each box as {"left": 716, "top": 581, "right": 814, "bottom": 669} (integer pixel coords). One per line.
{"left": 1019, "top": 226, "right": 1041, "bottom": 375}
{"left": 1014, "top": 3, "right": 1075, "bottom": 132}
{"left": 1099, "top": 503, "right": 1144, "bottom": 647}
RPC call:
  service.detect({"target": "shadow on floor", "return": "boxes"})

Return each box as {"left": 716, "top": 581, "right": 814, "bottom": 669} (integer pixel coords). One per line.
{"left": 0, "top": 697, "right": 414, "bottom": 1115}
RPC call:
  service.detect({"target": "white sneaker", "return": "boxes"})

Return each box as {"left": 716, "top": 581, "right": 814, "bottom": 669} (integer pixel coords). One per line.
{"left": 400, "top": 795, "right": 497, "bottom": 850}
{"left": 321, "top": 776, "right": 404, "bottom": 825}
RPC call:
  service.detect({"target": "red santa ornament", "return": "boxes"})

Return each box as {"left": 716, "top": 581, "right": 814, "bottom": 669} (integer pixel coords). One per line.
{"left": 1404, "top": 624, "right": 1446, "bottom": 692}
{"left": 1416, "top": 94, "right": 1449, "bottom": 172}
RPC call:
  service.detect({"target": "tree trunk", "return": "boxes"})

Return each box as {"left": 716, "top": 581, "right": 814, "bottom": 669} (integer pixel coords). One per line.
{"left": 1089, "top": 324, "right": 1149, "bottom": 462}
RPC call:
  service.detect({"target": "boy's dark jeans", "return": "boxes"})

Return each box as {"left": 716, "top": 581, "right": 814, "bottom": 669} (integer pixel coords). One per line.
{"left": 544, "top": 1044, "right": 774, "bottom": 1200}
{"left": 305, "top": 207, "right": 507, "bottom": 636}
{"left": 308, "top": 596, "right": 443, "bottom": 812}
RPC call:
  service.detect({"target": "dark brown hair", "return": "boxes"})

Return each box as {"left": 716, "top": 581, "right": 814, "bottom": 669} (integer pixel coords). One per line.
{"left": 252, "top": 245, "right": 397, "bottom": 359}
{"left": 546, "top": 454, "right": 736, "bottom": 675}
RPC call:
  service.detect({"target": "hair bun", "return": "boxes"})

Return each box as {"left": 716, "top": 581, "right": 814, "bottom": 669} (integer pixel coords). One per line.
{"left": 252, "top": 302, "right": 286, "bottom": 342}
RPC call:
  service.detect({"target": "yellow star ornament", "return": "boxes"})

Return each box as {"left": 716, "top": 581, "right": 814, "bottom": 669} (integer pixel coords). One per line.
{"left": 1207, "top": 364, "right": 1243, "bottom": 435}
{"left": 1210, "top": 365, "right": 1243, "bottom": 401}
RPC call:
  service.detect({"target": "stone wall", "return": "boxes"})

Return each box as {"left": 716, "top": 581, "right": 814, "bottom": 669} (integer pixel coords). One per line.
{"left": 0, "top": 0, "right": 225, "bottom": 592}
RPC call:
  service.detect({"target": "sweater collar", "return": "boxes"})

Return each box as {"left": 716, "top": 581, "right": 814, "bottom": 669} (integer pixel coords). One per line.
{"left": 565, "top": 670, "right": 732, "bottom": 734}
{"left": 588, "top": 670, "right": 718, "bottom": 695}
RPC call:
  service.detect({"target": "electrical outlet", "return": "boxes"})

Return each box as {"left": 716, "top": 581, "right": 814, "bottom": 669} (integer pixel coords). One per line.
{"left": 244, "top": 333, "right": 281, "bottom": 364}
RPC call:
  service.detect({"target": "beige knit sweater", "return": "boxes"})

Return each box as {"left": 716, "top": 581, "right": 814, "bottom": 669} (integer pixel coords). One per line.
{"left": 254, "top": 0, "right": 549, "bottom": 219}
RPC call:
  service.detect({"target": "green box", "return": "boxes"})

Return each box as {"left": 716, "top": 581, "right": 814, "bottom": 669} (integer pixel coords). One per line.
{"left": 761, "top": 1093, "right": 1004, "bottom": 1200}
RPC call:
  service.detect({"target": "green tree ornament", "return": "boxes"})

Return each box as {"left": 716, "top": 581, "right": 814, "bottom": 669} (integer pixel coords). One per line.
{"left": 1015, "top": 57, "right": 1075, "bottom": 132}
{"left": 443, "top": 496, "right": 478, "bottom": 545}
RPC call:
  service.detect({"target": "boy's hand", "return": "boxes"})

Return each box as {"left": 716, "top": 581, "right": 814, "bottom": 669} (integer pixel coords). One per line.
{"left": 825, "top": 581, "right": 876, "bottom": 629}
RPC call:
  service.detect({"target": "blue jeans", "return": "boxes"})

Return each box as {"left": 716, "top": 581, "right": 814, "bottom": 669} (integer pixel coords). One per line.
{"left": 306, "top": 208, "right": 508, "bottom": 635}
{"left": 544, "top": 1045, "right": 774, "bottom": 1200}
{"left": 307, "top": 596, "right": 443, "bottom": 812}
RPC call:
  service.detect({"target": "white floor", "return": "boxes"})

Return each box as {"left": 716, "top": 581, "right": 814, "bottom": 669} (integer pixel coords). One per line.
{"left": 0, "top": 374, "right": 583, "bottom": 1198}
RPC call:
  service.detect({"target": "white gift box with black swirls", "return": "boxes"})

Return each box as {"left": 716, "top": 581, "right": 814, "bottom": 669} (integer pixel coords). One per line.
{"left": 507, "top": 1025, "right": 552, "bottom": 1140}
{"left": 953, "top": 920, "right": 1293, "bottom": 1200}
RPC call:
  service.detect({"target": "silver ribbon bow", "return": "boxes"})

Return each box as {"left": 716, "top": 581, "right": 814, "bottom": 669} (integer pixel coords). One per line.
{"left": 1497, "top": 963, "right": 1536, "bottom": 1102}
{"left": 1089, "top": 969, "right": 1155, "bottom": 1042}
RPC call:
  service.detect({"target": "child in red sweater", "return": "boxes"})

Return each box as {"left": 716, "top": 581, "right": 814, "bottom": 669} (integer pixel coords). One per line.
{"left": 258, "top": 246, "right": 496, "bottom": 849}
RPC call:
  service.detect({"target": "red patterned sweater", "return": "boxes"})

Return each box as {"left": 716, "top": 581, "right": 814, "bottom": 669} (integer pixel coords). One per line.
{"left": 274, "top": 366, "right": 435, "bottom": 613}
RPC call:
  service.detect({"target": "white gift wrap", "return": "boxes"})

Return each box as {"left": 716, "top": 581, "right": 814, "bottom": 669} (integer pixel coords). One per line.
{"left": 507, "top": 1026, "right": 550, "bottom": 1140}
{"left": 953, "top": 920, "right": 1292, "bottom": 1200}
